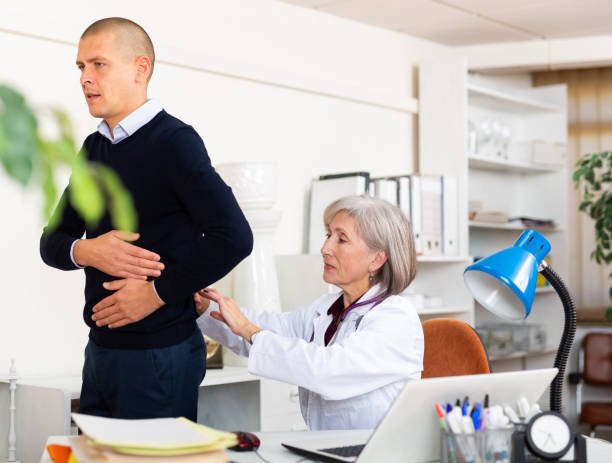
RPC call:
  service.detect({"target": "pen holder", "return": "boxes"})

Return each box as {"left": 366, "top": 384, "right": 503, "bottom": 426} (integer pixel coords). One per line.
{"left": 441, "top": 426, "right": 514, "bottom": 463}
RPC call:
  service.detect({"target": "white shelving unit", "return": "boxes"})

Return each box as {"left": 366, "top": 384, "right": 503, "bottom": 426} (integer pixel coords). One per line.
{"left": 467, "top": 75, "right": 569, "bottom": 374}
{"left": 417, "top": 57, "right": 473, "bottom": 325}
{"left": 468, "top": 155, "right": 564, "bottom": 173}
{"left": 467, "top": 82, "right": 562, "bottom": 113}
{"left": 416, "top": 256, "right": 472, "bottom": 263}
{"left": 469, "top": 221, "right": 563, "bottom": 232}
{"left": 416, "top": 306, "right": 472, "bottom": 316}
{"left": 412, "top": 257, "right": 475, "bottom": 324}
{"left": 535, "top": 286, "right": 556, "bottom": 294}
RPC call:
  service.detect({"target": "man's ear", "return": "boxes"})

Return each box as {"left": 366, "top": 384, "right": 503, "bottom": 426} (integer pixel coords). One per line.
{"left": 134, "top": 56, "right": 151, "bottom": 83}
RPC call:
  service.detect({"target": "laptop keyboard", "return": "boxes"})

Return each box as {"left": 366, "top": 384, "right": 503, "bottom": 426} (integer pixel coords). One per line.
{"left": 319, "top": 444, "right": 365, "bottom": 458}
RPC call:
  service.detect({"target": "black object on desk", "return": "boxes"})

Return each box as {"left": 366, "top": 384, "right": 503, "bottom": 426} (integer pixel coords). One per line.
{"left": 512, "top": 411, "right": 587, "bottom": 462}
{"left": 229, "top": 431, "right": 261, "bottom": 451}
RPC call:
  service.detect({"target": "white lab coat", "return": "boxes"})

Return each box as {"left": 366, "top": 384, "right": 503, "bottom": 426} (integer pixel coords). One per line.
{"left": 196, "top": 284, "right": 424, "bottom": 430}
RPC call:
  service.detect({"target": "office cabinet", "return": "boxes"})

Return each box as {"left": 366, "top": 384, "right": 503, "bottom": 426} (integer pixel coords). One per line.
{"left": 466, "top": 75, "right": 569, "bottom": 383}
{"left": 419, "top": 61, "right": 570, "bottom": 397}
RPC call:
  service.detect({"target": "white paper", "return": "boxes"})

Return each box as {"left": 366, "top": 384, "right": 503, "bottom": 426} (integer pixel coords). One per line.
{"left": 72, "top": 413, "right": 214, "bottom": 448}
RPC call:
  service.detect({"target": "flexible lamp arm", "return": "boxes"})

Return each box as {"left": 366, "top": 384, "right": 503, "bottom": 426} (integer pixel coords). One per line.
{"left": 540, "top": 260, "right": 577, "bottom": 413}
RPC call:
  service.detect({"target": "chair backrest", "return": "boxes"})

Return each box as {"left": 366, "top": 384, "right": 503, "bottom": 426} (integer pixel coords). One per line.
{"left": 422, "top": 318, "right": 491, "bottom": 379}
{"left": 583, "top": 332, "right": 612, "bottom": 385}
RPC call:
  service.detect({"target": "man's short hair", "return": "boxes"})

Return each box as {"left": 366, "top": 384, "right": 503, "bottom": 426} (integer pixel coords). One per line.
{"left": 81, "top": 17, "right": 155, "bottom": 82}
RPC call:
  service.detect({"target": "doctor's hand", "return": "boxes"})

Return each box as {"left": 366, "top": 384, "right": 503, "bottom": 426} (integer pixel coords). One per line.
{"left": 73, "top": 230, "right": 165, "bottom": 280}
{"left": 92, "top": 279, "right": 165, "bottom": 328}
{"left": 194, "top": 289, "right": 211, "bottom": 317}
{"left": 202, "top": 288, "right": 261, "bottom": 342}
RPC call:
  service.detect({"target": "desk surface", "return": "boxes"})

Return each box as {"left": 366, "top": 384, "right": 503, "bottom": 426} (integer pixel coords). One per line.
{"left": 42, "top": 430, "right": 612, "bottom": 463}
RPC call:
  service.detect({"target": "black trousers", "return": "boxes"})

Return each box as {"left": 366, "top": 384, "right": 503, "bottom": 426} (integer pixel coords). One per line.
{"left": 79, "top": 327, "right": 206, "bottom": 421}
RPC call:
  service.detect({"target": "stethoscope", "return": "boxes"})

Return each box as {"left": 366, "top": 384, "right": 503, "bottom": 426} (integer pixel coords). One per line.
{"left": 337, "top": 295, "right": 383, "bottom": 321}
{"left": 310, "top": 294, "right": 383, "bottom": 343}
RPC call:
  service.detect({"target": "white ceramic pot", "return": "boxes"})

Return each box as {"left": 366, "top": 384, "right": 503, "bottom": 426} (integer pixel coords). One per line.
{"left": 215, "top": 162, "right": 278, "bottom": 210}
{"left": 222, "top": 209, "right": 283, "bottom": 367}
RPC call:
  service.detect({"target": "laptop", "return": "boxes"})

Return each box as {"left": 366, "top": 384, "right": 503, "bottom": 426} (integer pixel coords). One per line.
{"left": 282, "top": 368, "right": 557, "bottom": 463}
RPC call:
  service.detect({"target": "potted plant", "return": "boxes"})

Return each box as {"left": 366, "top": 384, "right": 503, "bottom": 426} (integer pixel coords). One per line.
{"left": 0, "top": 84, "right": 135, "bottom": 230}
{"left": 573, "top": 150, "right": 612, "bottom": 319}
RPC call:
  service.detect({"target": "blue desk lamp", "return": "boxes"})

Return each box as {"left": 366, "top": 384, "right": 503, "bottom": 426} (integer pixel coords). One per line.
{"left": 463, "top": 229, "right": 576, "bottom": 413}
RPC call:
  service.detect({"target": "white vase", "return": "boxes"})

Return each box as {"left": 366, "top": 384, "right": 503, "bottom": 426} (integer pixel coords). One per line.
{"left": 233, "top": 209, "right": 283, "bottom": 313}
{"left": 215, "top": 161, "right": 278, "bottom": 210}
{"left": 215, "top": 162, "right": 282, "bottom": 367}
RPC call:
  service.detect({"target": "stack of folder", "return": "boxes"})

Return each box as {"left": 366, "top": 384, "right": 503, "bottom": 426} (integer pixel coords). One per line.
{"left": 65, "top": 413, "right": 238, "bottom": 462}
{"left": 309, "top": 172, "right": 458, "bottom": 257}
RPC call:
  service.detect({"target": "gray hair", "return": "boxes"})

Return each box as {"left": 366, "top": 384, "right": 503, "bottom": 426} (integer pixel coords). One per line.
{"left": 323, "top": 195, "right": 417, "bottom": 300}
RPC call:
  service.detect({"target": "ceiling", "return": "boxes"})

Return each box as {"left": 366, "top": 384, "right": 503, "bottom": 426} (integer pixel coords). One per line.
{"left": 279, "top": 0, "right": 612, "bottom": 46}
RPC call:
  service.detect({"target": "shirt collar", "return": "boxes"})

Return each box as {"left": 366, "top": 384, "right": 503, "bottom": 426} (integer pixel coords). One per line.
{"left": 97, "top": 99, "right": 163, "bottom": 144}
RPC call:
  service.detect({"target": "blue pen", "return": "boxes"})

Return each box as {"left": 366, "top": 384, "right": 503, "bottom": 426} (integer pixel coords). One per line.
{"left": 461, "top": 400, "right": 469, "bottom": 417}
{"left": 446, "top": 403, "right": 452, "bottom": 414}
{"left": 471, "top": 403, "right": 482, "bottom": 431}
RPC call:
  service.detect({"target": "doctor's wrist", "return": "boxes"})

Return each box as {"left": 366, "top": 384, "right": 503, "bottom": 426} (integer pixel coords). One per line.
{"left": 244, "top": 325, "right": 262, "bottom": 344}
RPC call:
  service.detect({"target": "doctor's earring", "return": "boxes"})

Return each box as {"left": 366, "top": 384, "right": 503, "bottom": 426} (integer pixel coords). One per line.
{"left": 369, "top": 272, "right": 373, "bottom": 281}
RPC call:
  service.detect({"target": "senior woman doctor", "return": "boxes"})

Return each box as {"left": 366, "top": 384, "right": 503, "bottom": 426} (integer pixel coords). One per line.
{"left": 195, "top": 195, "right": 424, "bottom": 430}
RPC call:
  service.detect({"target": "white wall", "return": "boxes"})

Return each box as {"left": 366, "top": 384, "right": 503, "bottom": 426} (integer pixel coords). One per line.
{"left": 0, "top": 0, "right": 459, "bottom": 378}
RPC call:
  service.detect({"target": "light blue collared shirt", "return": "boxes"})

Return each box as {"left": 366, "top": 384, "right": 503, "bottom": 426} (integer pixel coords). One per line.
{"left": 70, "top": 99, "right": 164, "bottom": 300}
{"left": 96, "top": 98, "right": 163, "bottom": 144}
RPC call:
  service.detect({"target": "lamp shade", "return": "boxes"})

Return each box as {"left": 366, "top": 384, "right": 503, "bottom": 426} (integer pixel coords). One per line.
{"left": 463, "top": 230, "right": 551, "bottom": 320}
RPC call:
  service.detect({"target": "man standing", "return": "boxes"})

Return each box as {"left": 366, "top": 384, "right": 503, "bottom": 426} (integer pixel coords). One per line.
{"left": 40, "top": 17, "right": 253, "bottom": 420}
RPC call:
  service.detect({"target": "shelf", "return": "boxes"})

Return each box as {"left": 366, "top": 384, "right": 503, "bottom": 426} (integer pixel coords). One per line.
{"left": 19, "top": 376, "right": 82, "bottom": 400}
{"left": 489, "top": 347, "right": 557, "bottom": 362}
{"left": 17, "top": 367, "right": 258, "bottom": 396}
{"left": 417, "top": 306, "right": 472, "bottom": 315}
{"left": 417, "top": 256, "right": 472, "bottom": 263}
{"left": 204, "top": 366, "right": 258, "bottom": 386}
{"left": 469, "top": 221, "right": 561, "bottom": 232}
{"left": 468, "top": 155, "right": 564, "bottom": 174}
{"left": 535, "top": 286, "right": 555, "bottom": 294}
{"left": 468, "top": 83, "right": 562, "bottom": 114}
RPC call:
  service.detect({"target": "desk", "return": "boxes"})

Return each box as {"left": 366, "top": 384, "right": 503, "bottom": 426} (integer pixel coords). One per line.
{"left": 5, "top": 368, "right": 260, "bottom": 463}
{"left": 8, "top": 368, "right": 305, "bottom": 463}
{"left": 41, "top": 431, "right": 612, "bottom": 463}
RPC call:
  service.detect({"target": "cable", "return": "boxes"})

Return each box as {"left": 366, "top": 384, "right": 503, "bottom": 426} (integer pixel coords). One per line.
{"left": 541, "top": 263, "right": 577, "bottom": 413}
{"left": 254, "top": 448, "right": 275, "bottom": 463}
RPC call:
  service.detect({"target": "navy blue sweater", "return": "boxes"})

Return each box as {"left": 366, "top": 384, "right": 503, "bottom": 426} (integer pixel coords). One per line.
{"left": 40, "top": 111, "right": 253, "bottom": 349}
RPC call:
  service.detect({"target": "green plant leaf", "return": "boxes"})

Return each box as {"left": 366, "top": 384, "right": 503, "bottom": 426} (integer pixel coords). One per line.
{"left": 586, "top": 170, "right": 596, "bottom": 184}
{"left": 573, "top": 167, "right": 589, "bottom": 182}
{"left": 41, "top": 161, "right": 57, "bottom": 221}
{"left": 606, "top": 307, "right": 612, "bottom": 320}
{"left": 0, "top": 84, "right": 137, "bottom": 236}
{"left": 0, "top": 85, "right": 40, "bottom": 185}
{"left": 69, "top": 156, "right": 105, "bottom": 227}
{"left": 96, "top": 164, "right": 138, "bottom": 233}
{"left": 579, "top": 200, "right": 591, "bottom": 211}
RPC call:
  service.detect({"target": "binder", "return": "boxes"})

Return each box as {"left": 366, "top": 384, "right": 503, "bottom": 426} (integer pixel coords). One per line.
{"left": 409, "top": 175, "right": 423, "bottom": 255}
{"left": 397, "top": 176, "right": 411, "bottom": 220}
{"left": 419, "top": 175, "right": 443, "bottom": 256}
{"left": 309, "top": 173, "right": 369, "bottom": 253}
{"left": 372, "top": 178, "right": 398, "bottom": 206}
{"left": 441, "top": 175, "right": 459, "bottom": 256}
